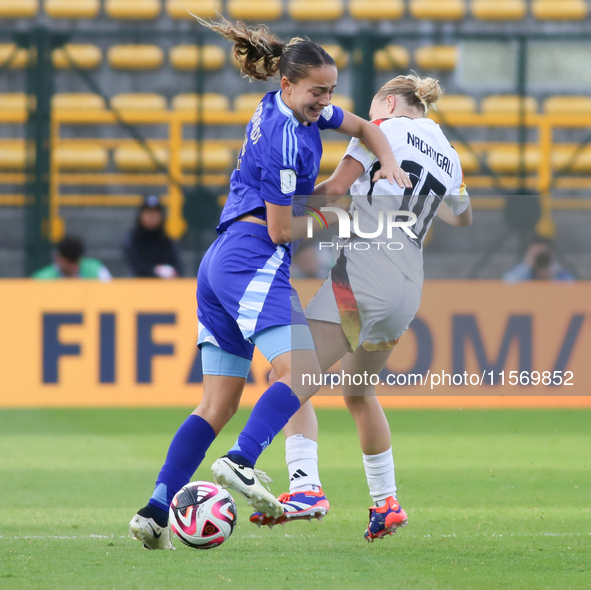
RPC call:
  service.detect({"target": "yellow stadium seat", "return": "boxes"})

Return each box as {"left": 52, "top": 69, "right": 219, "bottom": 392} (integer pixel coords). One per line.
{"left": 374, "top": 45, "right": 410, "bottom": 71}
{"left": 288, "top": 0, "right": 344, "bottom": 21}
{"left": 108, "top": 45, "right": 164, "bottom": 70}
{"left": 172, "top": 93, "right": 230, "bottom": 113}
{"left": 234, "top": 94, "right": 266, "bottom": 114}
{"left": 114, "top": 146, "right": 169, "bottom": 172}
{"left": 451, "top": 144, "right": 480, "bottom": 174}
{"left": 433, "top": 95, "right": 477, "bottom": 116}
{"left": 331, "top": 95, "right": 353, "bottom": 112}
{"left": 487, "top": 145, "right": 540, "bottom": 174}
{"left": 45, "top": 0, "right": 100, "bottom": 18}
{"left": 552, "top": 146, "right": 591, "bottom": 173}
{"left": 321, "top": 45, "right": 348, "bottom": 69}
{"left": 111, "top": 94, "right": 167, "bottom": 111}
{"left": 180, "top": 142, "right": 234, "bottom": 172}
{"left": 481, "top": 95, "right": 539, "bottom": 115}
{"left": 349, "top": 0, "right": 404, "bottom": 20}
{"left": 320, "top": 141, "right": 348, "bottom": 172}
{"left": 169, "top": 45, "right": 225, "bottom": 71}
{"left": 0, "top": 45, "right": 30, "bottom": 69}
{"left": 0, "top": 0, "right": 38, "bottom": 18}
{"left": 532, "top": 0, "right": 588, "bottom": 20}
{"left": 543, "top": 96, "right": 591, "bottom": 115}
{"left": 409, "top": 0, "right": 466, "bottom": 20}
{"left": 166, "top": 0, "right": 220, "bottom": 19}
{"left": 228, "top": 0, "right": 283, "bottom": 20}
{"left": 52, "top": 93, "right": 106, "bottom": 111}
{"left": 415, "top": 46, "right": 458, "bottom": 71}
{"left": 0, "top": 94, "right": 33, "bottom": 115}
{"left": 0, "top": 141, "right": 27, "bottom": 170}
{"left": 471, "top": 0, "right": 526, "bottom": 20}
{"left": 55, "top": 144, "right": 109, "bottom": 171}
{"left": 105, "top": 0, "right": 161, "bottom": 19}
{"left": 52, "top": 45, "right": 102, "bottom": 70}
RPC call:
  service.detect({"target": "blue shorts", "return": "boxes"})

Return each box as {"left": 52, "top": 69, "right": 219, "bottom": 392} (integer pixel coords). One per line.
{"left": 197, "top": 221, "right": 309, "bottom": 361}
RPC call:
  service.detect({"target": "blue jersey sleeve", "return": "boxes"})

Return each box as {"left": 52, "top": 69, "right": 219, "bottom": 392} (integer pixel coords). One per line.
{"left": 256, "top": 134, "right": 299, "bottom": 206}
{"left": 317, "top": 104, "right": 344, "bottom": 131}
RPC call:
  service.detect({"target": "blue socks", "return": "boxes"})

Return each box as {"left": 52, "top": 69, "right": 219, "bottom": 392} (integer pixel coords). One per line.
{"left": 228, "top": 382, "right": 301, "bottom": 467}
{"left": 148, "top": 414, "right": 216, "bottom": 513}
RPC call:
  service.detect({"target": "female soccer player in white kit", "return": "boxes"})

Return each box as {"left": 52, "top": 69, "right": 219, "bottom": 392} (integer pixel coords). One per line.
{"left": 251, "top": 74, "right": 473, "bottom": 541}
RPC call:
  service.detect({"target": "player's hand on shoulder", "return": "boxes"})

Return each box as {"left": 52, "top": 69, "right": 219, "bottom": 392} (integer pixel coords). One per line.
{"left": 373, "top": 158, "right": 412, "bottom": 189}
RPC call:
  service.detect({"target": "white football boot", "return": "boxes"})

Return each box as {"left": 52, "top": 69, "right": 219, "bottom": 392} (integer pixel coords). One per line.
{"left": 212, "top": 456, "right": 284, "bottom": 519}
{"left": 129, "top": 514, "right": 175, "bottom": 550}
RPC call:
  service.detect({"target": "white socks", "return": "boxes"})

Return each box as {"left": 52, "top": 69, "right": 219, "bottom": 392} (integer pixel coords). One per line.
{"left": 285, "top": 436, "right": 396, "bottom": 505}
{"left": 363, "top": 448, "right": 396, "bottom": 506}
{"left": 286, "top": 434, "right": 322, "bottom": 493}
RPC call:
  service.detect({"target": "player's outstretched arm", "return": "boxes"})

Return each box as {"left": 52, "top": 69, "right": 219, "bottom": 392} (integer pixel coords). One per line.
{"left": 335, "top": 111, "right": 411, "bottom": 189}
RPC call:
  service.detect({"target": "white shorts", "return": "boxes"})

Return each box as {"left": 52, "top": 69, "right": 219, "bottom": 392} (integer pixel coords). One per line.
{"left": 305, "top": 242, "right": 422, "bottom": 351}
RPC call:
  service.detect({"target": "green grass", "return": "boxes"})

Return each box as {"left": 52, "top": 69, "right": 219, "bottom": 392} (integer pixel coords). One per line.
{"left": 0, "top": 408, "right": 590, "bottom": 590}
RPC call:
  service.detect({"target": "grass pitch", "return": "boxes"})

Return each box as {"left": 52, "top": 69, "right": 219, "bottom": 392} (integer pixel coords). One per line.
{"left": 0, "top": 407, "right": 589, "bottom": 590}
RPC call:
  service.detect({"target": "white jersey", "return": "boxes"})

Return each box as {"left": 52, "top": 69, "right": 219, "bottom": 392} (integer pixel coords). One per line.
{"left": 344, "top": 116, "right": 470, "bottom": 289}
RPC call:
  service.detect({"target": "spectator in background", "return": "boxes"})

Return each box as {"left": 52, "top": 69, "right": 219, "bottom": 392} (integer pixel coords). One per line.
{"left": 123, "top": 195, "right": 184, "bottom": 278}
{"left": 504, "top": 235, "right": 575, "bottom": 283}
{"left": 32, "top": 235, "right": 112, "bottom": 280}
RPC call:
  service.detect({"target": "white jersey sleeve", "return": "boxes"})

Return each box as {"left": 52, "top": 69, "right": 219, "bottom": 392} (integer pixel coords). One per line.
{"left": 442, "top": 148, "right": 470, "bottom": 216}
{"left": 344, "top": 136, "right": 377, "bottom": 173}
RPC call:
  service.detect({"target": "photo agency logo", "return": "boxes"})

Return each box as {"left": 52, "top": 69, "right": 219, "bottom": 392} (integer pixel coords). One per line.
{"left": 306, "top": 206, "right": 418, "bottom": 250}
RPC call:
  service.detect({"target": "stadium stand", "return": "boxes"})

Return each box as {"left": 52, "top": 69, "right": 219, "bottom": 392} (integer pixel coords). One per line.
{"left": 0, "top": 45, "right": 29, "bottom": 69}
{"left": 348, "top": 0, "right": 405, "bottom": 20}
{"left": 552, "top": 146, "right": 591, "bottom": 173}
{"left": 532, "top": 0, "right": 588, "bottom": 20}
{"left": 104, "top": 0, "right": 161, "bottom": 20}
{"left": 0, "top": 93, "right": 29, "bottom": 114}
{"left": 52, "top": 93, "right": 106, "bottom": 111}
{"left": 470, "top": 0, "right": 526, "bottom": 21}
{"left": 52, "top": 45, "right": 102, "bottom": 70}
{"left": 55, "top": 144, "right": 109, "bottom": 171}
{"left": 180, "top": 142, "right": 234, "bottom": 172}
{"left": 409, "top": 0, "right": 466, "bottom": 20}
{"left": 288, "top": 0, "right": 345, "bottom": 21}
{"left": 114, "top": 146, "right": 169, "bottom": 172}
{"left": 321, "top": 45, "right": 349, "bottom": 68}
{"left": 169, "top": 45, "right": 226, "bottom": 71}
{"left": 166, "top": 0, "right": 219, "bottom": 19}
{"left": 107, "top": 45, "right": 164, "bottom": 70}
{"left": 415, "top": 46, "right": 458, "bottom": 71}
{"left": 543, "top": 96, "right": 591, "bottom": 115}
{"left": 320, "top": 141, "right": 349, "bottom": 172}
{"left": 234, "top": 94, "right": 266, "bottom": 114}
{"left": 434, "top": 94, "right": 477, "bottom": 115}
{"left": 451, "top": 145, "right": 480, "bottom": 174}
{"left": 111, "top": 93, "right": 167, "bottom": 111}
{"left": 0, "top": 0, "right": 39, "bottom": 18}
{"left": 0, "top": 141, "right": 27, "bottom": 171}
{"left": 44, "top": 0, "right": 101, "bottom": 19}
{"left": 172, "top": 93, "right": 231, "bottom": 114}
{"left": 374, "top": 45, "right": 410, "bottom": 70}
{"left": 487, "top": 145, "right": 540, "bottom": 174}
{"left": 330, "top": 94, "right": 354, "bottom": 112}
{"left": 227, "top": 0, "right": 284, "bottom": 21}
{"left": 481, "top": 95, "right": 539, "bottom": 114}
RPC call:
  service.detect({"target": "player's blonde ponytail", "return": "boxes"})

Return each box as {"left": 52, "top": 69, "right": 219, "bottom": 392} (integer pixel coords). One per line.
{"left": 375, "top": 73, "right": 443, "bottom": 114}
{"left": 192, "top": 15, "right": 335, "bottom": 83}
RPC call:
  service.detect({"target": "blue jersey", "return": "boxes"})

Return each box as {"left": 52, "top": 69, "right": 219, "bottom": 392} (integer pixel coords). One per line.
{"left": 218, "top": 90, "right": 344, "bottom": 234}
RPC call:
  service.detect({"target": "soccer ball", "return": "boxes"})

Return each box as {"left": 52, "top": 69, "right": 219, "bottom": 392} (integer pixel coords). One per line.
{"left": 169, "top": 481, "right": 237, "bottom": 549}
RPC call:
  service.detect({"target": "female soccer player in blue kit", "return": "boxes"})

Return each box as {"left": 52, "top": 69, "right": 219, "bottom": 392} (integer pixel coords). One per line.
{"left": 129, "top": 18, "right": 411, "bottom": 550}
